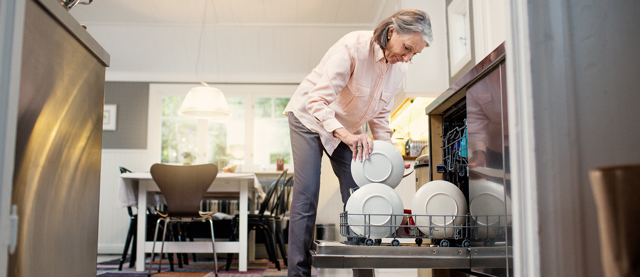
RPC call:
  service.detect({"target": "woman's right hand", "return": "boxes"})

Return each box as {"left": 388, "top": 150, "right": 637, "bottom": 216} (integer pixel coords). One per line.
{"left": 332, "top": 128, "right": 373, "bottom": 161}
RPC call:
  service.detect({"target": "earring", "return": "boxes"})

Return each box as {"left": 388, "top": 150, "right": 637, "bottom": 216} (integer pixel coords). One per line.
{"left": 387, "top": 36, "right": 390, "bottom": 40}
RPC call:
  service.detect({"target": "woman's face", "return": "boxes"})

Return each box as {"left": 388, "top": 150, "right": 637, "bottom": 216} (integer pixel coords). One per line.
{"left": 384, "top": 26, "right": 427, "bottom": 64}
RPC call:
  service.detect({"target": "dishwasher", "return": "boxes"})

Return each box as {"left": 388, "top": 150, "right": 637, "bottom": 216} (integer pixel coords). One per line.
{"left": 311, "top": 43, "right": 512, "bottom": 277}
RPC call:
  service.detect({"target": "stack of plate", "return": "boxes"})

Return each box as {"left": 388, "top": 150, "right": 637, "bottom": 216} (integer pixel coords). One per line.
{"left": 411, "top": 180, "right": 468, "bottom": 239}
{"left": 346, "top": 141, "right": 405, "bottom": 239}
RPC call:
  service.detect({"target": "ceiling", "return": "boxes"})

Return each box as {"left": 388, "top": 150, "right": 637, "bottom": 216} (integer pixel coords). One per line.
{"left": 70, "top": 0, "right": 391, "bottom": 26}
{"left": 68, "top": 0, "right": 402, "bottom": 83}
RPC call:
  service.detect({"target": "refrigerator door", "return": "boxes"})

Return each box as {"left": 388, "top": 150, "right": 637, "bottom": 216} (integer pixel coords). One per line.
{"left": 7, "top": 0, "right": 109, "bottom": 276}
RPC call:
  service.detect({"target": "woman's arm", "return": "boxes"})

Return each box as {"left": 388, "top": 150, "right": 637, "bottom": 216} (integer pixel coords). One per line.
{"left": 305, "top": 45, "right": 374, "bottom": 161}
{"left": 305, "top": 45, "right": 354, "bottom": 134}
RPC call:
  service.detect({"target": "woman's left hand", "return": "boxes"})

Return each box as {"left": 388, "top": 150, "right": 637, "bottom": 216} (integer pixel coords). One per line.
{"left": 333, "top": 128, "right": 373, "bottom": 161}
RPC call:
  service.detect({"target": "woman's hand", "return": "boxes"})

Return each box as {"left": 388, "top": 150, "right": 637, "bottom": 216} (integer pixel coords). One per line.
{"left": 332, "top": 128, "right": 373, "bottom": 161}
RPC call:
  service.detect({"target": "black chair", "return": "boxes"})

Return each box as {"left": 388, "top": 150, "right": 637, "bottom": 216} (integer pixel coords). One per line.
{"left": 225, "top": 170, "right": 288, "bottom": 271}
{"left": 269, "top": 175, "right": 293, "bottom": 266}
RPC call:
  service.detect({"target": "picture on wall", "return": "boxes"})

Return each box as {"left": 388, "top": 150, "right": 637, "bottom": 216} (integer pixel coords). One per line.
{"left": 103, "top": 104, "right": 117, "bottom": 131}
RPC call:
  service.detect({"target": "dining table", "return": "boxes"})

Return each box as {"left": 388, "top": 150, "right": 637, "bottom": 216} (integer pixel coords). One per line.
{"left": 119, "top": 172, "right": 264, "bottom": 272}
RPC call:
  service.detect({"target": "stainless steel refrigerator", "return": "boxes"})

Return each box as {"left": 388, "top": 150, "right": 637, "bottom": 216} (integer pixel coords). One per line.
{"left": 7, "top": 0, "right": 109, "bottom": 276}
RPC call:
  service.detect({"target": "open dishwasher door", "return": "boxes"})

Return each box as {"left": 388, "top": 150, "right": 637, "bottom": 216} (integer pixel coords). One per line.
{"left": 311, "top": 240, "right": 511, "bottom": 270}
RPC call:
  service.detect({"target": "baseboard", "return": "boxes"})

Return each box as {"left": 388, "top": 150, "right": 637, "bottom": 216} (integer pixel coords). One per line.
{"left": 98, "top": 244, "right": 126, "bottom": 255}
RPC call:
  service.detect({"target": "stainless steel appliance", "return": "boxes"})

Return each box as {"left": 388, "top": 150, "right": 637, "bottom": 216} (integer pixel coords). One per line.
{"left": 7, "top": 0, "right": 109, "bottom": 276}
{"left": 414, "top": 154, "right": 430, "bottom": 187}
{"left": 311, "top": 44, "right": 511, "bottom": 276}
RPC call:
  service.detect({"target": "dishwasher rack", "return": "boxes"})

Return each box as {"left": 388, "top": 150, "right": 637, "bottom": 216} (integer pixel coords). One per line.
{"left": 437, "top": 121, "right": 469, "bottom": 184}
{"left": 311, "top": 212, "right": 512, "bottom": 270}
{"left": 340, "top": 212, "right": 510, "bottom": 248}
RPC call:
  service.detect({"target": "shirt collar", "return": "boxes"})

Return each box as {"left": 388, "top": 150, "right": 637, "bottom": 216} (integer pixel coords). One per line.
{"left": 373, "top": 42, "right": 387, "bottom": 63}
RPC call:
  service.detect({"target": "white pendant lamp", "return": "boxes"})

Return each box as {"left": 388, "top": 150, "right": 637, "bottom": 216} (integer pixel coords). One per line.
{"left": 178, "top": 86, "right": 231, "bottom": 119}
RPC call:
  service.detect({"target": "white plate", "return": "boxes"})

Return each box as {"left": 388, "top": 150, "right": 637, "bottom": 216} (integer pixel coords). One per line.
{"left": 469, "top": 179, "right": 512, "bottom": 239}
{"left": 345, "top": 183, "right": 404, "bottom": 239}
{"left": 411, "top": 180, "right": 468, "bottom": 239}
{"left": 351, "top": 140, "right": 404, "bottom": 189}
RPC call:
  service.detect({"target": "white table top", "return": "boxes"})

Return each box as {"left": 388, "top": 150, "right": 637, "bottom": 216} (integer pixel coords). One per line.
{"left": 118, "top": 172, "right": 264, "bottom": 208}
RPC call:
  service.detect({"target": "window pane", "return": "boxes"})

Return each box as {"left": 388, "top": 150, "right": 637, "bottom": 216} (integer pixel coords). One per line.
{"left": 228, "top": 97, "right": 245, "bottom": 118}
{"left": 254, "top": 98, "right": 272, "bottom": 118}
{"left": 254, "top": 119, "right": 291, "bottom": 165}
{"left": 161, "top": 118, "right": 198, "bottom": 163}
{"left": 162, "top": 96, "right": 182, "bottom": 117}
{"left": 207, "top": 97, "right": 245, "bottom": 165}
{"left": 274, "top": 98, "right": 290, "bottom": 118}
{"left": 161, "top": 95, "right": 245, "bottom": 166}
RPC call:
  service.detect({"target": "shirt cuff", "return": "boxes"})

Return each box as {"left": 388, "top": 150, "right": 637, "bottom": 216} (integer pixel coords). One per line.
{"left": 322, "top": 117, "right": 344, "bottom": 133}
{"left": 470, "top": 141, "right": 487, "bottom": 153}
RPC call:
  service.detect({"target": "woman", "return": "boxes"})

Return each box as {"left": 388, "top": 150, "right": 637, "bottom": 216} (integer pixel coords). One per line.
{"left": 284, "top": 8, "right": 433, "bottom": 277}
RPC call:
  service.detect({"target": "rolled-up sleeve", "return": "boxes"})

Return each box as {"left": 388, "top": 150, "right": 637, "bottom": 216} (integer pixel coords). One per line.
{"left": 306, "top": 45, "right": 354, "bottom": 133}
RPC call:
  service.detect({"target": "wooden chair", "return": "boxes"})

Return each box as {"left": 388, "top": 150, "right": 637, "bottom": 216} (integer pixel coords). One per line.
{"left": 148, "top": 163, "right": 220, "bottom": 276}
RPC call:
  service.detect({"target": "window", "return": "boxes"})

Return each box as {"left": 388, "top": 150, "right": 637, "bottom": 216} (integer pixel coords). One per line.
{"left": 149, "top": 83, "right": 297, "bottom": 172}
{"left": 159, "top": 95, "right": 245, "bottom": 165}
{"left": 253, "top": 97, "right": 292, "bottom": 165}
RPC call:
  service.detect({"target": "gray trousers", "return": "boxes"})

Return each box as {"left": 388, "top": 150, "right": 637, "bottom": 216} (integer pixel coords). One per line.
{"left": 287, "top": 113, "right": 374, "bottom": 277}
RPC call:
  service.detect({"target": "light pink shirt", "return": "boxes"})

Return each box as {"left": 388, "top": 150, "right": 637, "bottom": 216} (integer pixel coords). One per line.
{"left": 285, "top": 31, "right": 407, "bottom": 155}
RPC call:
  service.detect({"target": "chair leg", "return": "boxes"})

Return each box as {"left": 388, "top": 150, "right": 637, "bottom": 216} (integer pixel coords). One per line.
{"left": 225, "top": 217, "right": 239, "bottom": 271}
{"left": 275, "top": 218, "right": 288, "bottom": 266}
{"left": 148, "top": 217, "right": 164, "bottom": 276}
{"left": 178, "top": 223, "right": 189, "bottom": 265}
{"left": 186, "top": 222, "right": 197, "bottom": 262}
{"left": 130, "top": 218, "right": 137, "bottom": 268}
{"left": 266, "top": 220, "right": 281, "bottom": 270}
{"left": 167, "top": 253, "right": 175, "bottom": 272}
{"left": 224, "top": 253, "right": 234, "bottom": 271}
{"left": 207, "top": 218, "right": 219, "bottom": 277}
{"left": 158, "top": 218, "right": 170, "bottom": 273}
{"left": 260, "top": 225, "right": 280, "bottom": 270}
{"left": 118, "top": 217, "right": 136, "bottom": 271}
{"left": 170, "top": 223, "right": 184, "bottom": 268}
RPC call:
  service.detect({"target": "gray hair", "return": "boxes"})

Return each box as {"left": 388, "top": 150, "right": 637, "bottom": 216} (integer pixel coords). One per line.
{"left": 373, "top": 8, "right": 433, "bottom": 49}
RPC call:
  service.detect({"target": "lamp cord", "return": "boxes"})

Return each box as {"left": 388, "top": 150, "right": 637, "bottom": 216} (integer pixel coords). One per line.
{"left": 195, "top": 0, "right": 208, "bottom": 86}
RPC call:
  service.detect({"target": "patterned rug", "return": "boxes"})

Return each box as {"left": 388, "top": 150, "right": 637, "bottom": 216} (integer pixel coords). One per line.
{"left": 97, "top": 257, "right": 317, "bottom": 277}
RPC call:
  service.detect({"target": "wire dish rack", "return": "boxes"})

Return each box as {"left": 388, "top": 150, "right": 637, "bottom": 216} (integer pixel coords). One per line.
{"left": 340, "top": 212, "right": 510, "bottom": 248}
{"left": 437, "top": 122, "right": 468, "bottom": 179}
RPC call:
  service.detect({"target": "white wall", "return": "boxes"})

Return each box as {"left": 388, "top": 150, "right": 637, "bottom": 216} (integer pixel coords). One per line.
{"left": 98, "top": 149, "right": 150, "bottom": 253}
{"left": 402, "top": 0, "right": 449, "bottom": 95}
